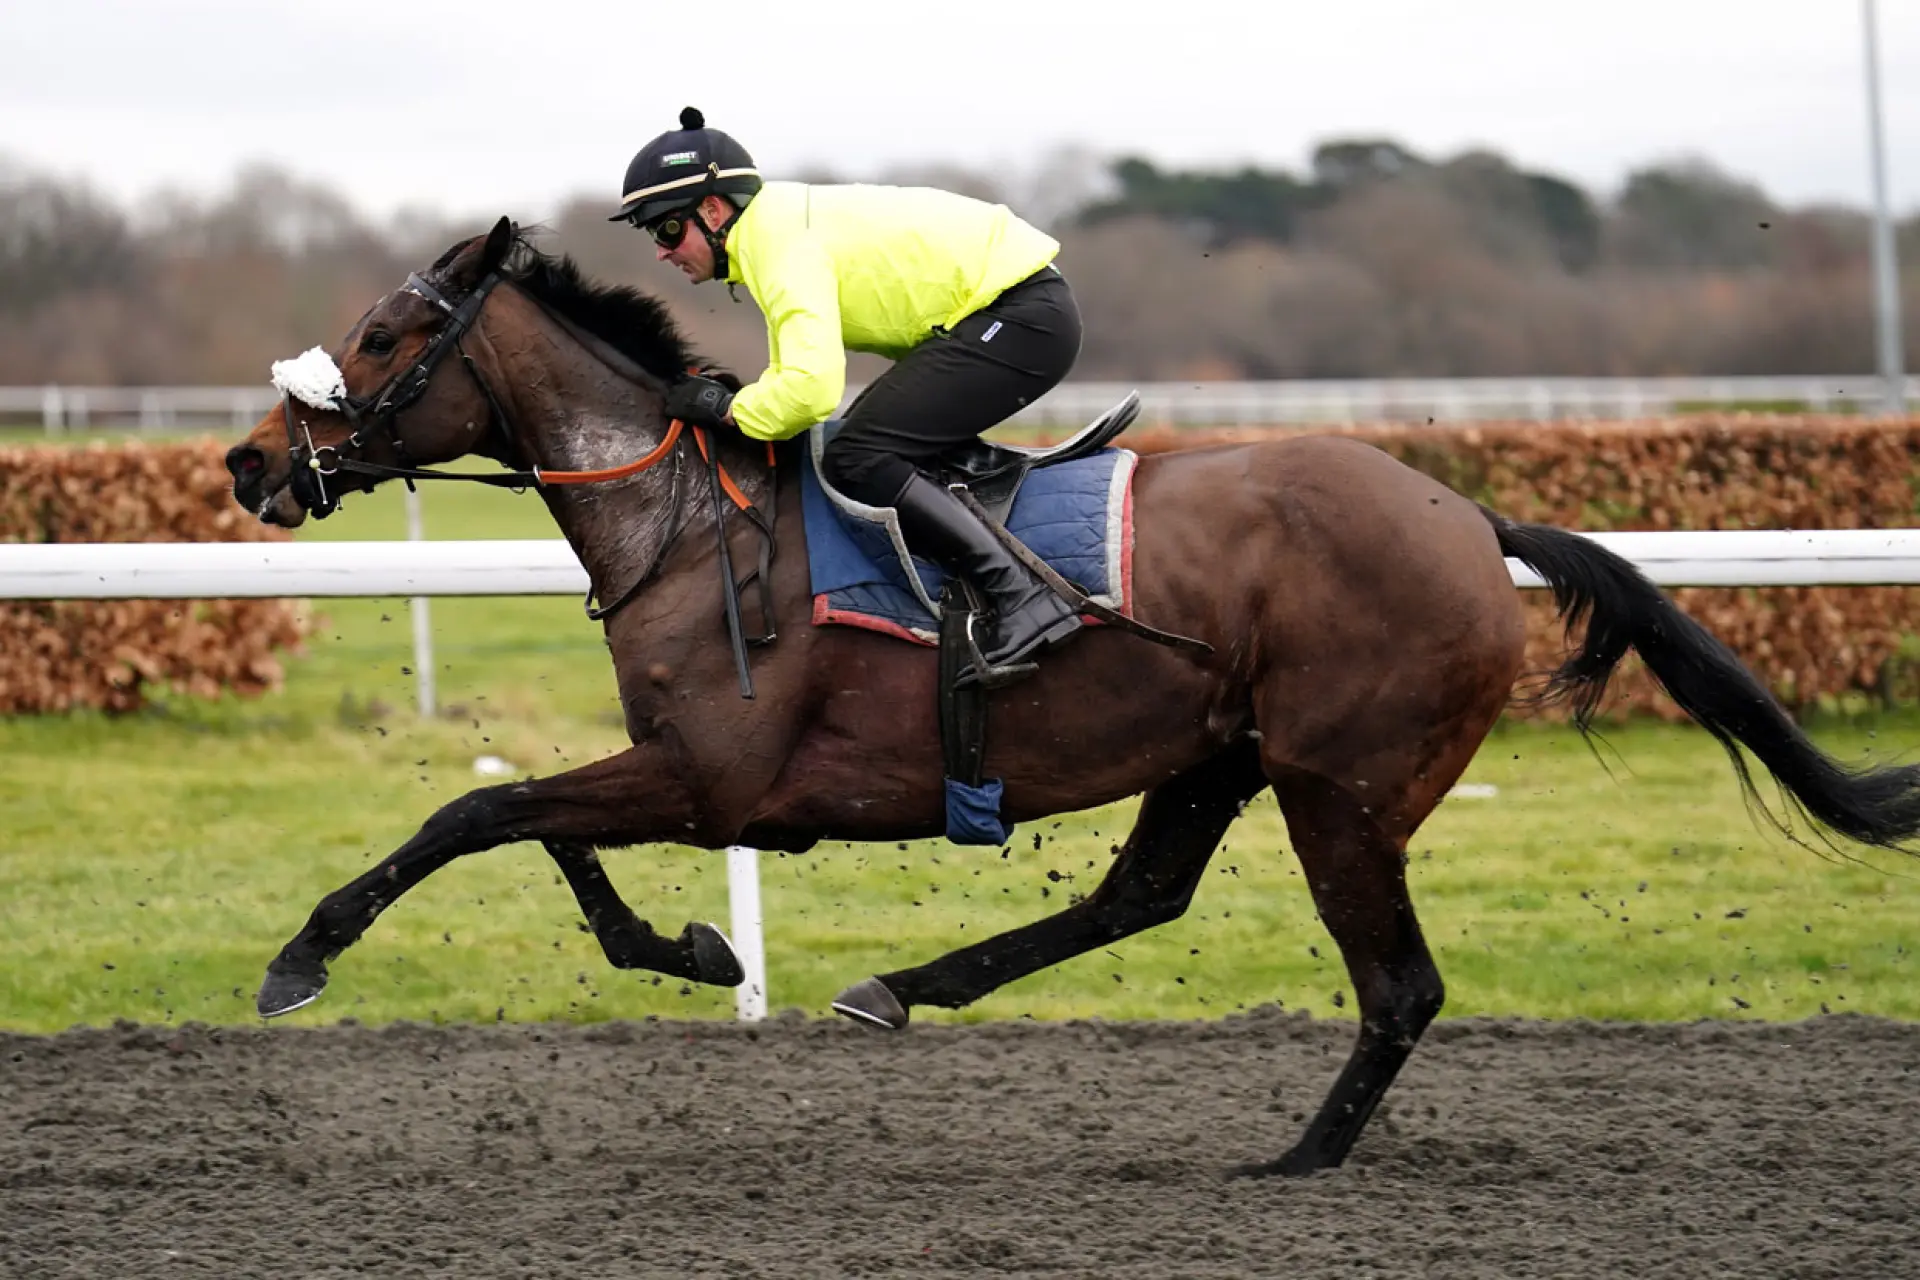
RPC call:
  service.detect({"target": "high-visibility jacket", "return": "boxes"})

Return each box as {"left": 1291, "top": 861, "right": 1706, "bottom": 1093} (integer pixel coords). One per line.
{"left": 722, "top": 181, "right": 1059, "bottom": 441}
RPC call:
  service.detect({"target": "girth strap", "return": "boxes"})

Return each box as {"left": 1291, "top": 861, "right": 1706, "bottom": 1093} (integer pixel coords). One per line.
{"left": 937, "top": 579, "right": 992, "bottom": 790}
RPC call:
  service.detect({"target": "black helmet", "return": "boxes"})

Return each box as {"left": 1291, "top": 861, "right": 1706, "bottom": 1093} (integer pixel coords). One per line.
{"left": 609, "top": 106, "right": 762, "bottom": 225}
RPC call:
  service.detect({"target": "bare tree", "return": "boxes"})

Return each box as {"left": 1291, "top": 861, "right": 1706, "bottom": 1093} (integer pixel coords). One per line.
{"left": 2, "top": 144, "right": 1913, "bottom": 388}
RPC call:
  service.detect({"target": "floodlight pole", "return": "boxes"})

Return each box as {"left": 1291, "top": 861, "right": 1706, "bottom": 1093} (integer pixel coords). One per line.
{"left": 1864, "top": 0, "right": 1907, "bottom": 413}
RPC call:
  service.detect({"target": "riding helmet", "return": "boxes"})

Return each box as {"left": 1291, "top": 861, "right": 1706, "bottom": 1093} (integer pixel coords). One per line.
{"left": 609, "top": 107, "right": 763, "bottom": 224}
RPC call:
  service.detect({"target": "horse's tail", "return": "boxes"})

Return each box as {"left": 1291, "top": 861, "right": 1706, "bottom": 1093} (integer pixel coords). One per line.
{"left": 1484, "top": 507, "right": 1920, "bottom": 852}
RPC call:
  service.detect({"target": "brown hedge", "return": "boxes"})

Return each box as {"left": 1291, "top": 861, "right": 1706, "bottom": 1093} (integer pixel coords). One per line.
{"left": 1, "top": 440, "right": 310, "bottom": 713}
{"left": 8, "top": 419, "right": 1919, "bottom": 721}
{"left": 1131, "top": 414, "right": 1920, "bottom": 720}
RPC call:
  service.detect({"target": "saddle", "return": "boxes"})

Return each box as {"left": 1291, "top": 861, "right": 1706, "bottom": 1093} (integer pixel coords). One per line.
{"left": 932, "top": 390, "right": 1142, "bottom": 525}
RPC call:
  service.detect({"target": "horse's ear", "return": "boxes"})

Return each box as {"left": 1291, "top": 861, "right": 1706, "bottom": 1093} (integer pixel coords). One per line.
{"left": 479, "top": 216, "right": 514, "bottom": 276}
{"left": 447, "top": 216, "right": 515, "bottom": 288}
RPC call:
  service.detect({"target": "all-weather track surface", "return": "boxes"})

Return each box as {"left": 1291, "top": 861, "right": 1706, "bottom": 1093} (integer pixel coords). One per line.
{"left": 3, "top": 1011, "right": 1916, "bottom": 1279}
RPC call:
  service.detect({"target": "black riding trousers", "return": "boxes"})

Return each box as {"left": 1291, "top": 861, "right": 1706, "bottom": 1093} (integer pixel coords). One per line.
{"left": 821, "top": 268, "right": 1083, "bottom": 507}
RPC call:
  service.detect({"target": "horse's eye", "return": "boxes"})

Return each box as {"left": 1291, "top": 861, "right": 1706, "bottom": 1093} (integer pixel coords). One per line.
{"left": 362, "top": 330, "right": 396, "bottom": 356}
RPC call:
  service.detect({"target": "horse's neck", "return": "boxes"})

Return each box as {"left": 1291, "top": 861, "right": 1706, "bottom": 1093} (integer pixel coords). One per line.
{"left": 477, "top": 293, "right": 779, "bottom": 622}
{"left": 479, "top": 297, "right": 711, "bottom": 605}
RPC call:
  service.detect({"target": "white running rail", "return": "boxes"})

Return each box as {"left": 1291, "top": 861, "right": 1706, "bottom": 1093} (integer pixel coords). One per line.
{"left": 5, "top": 375, "right": 1913, "bottom": 433}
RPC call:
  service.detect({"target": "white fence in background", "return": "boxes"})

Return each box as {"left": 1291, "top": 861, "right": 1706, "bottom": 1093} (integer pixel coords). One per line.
{"left": 5, "top": 375, "right": 1916, "bottom": 433}
{"left": 10, "top": 530, "right": 1920, "bottom": 599}
{"left": 8, "top": 528, "right": 1920, "bottom": 1023}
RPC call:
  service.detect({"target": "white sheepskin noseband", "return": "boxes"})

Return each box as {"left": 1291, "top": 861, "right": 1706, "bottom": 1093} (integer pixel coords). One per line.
{"left": 270, "top": 347, "right": 348, "bottom": 410}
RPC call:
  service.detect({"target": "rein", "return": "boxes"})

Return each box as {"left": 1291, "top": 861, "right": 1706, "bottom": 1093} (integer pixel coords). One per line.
{"left": 282, "top": 273, "right": 734, "bottom": 500}
{"left": 279, "top": 263, "right": 778, "bottom": 686}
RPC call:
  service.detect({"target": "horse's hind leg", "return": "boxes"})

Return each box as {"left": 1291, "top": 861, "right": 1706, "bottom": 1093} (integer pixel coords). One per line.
{"left": 1236, "top": 764, "right": 1445, "bottom": 1178}
{"left": 831, "top": 743, "right": 1269, "bottom": 1028}
{"left": 545, "top": 842, "right": 744, "bottom": 987}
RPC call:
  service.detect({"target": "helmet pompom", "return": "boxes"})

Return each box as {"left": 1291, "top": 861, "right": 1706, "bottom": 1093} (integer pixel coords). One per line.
{"left": 679, "top": 106, "right": 705, "bottom": 131}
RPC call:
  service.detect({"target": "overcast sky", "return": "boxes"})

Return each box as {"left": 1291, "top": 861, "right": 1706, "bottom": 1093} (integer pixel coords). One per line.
{"left": 6, "top": 0, "right": 1918, "bottom": 224}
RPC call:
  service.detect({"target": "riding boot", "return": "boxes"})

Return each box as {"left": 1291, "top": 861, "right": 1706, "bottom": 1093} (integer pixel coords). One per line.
{"left": 890, "top": 471, "right": 1083, "bottom": 686}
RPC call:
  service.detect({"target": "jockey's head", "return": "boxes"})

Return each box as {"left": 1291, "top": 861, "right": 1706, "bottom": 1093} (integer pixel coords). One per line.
{"left": 612, "top": 106, "right": 762, "bottom": 284}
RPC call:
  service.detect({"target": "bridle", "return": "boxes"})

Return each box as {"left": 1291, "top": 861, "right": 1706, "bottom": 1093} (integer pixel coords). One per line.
{"left": 277, "top": 262, "right": 777, "bottom": 676}
{"left": 282, "top": 270, "right": 517, "bottom": 520}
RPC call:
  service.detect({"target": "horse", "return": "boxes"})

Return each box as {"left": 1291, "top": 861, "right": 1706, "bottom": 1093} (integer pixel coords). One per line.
{"left": 224, "top": 217, "right": 1920, "bottom": 1177}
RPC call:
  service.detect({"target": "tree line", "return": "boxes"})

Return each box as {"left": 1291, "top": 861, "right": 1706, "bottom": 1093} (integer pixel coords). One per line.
{"left": 3, "top": 140, "right": 1917, "bottom": 389}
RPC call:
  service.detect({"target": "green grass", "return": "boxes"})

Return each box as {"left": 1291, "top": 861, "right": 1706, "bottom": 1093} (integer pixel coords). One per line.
{"left": 2, "top": 437, "right": 1918, "bottom": 1033}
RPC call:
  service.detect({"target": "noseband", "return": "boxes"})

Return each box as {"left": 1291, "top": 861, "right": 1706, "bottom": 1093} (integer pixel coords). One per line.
{"left": 282, "top": 270, "right": 514, "bottom": 518}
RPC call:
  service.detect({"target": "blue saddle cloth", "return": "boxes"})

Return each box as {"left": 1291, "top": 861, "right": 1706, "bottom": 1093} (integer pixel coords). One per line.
{"left": 799, "top": 434, "right": 1137, "bottom": 644}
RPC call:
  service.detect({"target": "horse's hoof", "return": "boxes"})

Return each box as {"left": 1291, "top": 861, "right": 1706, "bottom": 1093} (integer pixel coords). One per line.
{"left": 256, "top": 966, "right": 327, "bottom": 1018}
{"left": 830, "top": 977, "right": 909, "bottom": 1030}
{"left": 688, "top": 922, "right": 745, "bottom": 987}
{"left": 1225, "top": 1152, "right": 1322, "bottom": 1180}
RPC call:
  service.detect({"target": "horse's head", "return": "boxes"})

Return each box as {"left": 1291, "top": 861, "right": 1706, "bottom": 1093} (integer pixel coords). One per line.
{"left": 227, "top": 217, "right": 519, "bottom": 527}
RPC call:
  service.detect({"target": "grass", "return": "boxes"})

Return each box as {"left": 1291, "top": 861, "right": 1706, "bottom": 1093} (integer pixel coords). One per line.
{"left": 2, "top": 435, "right": 1918, "bottom": 1033}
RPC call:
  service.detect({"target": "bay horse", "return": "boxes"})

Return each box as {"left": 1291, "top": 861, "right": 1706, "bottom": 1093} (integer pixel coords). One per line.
{"left": 225, "top": 218, "right": 1920, "bottom": 1177}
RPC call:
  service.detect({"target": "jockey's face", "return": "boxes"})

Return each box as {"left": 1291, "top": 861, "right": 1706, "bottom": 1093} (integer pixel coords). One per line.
{"left": 653, "top": 195, "right": 729, "bottom": 283}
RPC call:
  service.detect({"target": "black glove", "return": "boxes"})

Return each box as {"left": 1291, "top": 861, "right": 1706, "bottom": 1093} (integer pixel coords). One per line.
{"left": 664, "top": 376, "right": 735, "bottom": 430}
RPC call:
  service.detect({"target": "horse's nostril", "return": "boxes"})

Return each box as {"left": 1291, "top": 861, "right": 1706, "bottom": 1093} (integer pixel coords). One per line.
{"left": 225, "top": 444, "right": 266, "bottom": 481}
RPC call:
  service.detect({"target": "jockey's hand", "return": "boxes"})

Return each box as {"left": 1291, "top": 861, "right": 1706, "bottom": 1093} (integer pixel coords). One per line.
{"left": 665, "top": 376, "right": 735, "bottom": 431}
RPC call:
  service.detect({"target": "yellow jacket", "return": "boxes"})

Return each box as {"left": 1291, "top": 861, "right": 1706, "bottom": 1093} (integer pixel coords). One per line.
{"left": 723, "top": 181, "right": 1060, "bottom": 441}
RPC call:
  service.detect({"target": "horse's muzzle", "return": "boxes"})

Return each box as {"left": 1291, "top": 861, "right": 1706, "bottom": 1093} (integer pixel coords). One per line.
{"left": 226, "top": 442, "right": 305, "bottom": 526}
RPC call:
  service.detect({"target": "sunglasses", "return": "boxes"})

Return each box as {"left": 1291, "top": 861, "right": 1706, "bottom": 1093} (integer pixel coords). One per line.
{"left": 640, "top": 209, "right": 697, "bottom": 250}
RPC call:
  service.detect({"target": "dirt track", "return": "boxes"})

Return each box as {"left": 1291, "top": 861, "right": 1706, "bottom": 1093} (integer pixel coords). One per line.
{"left": 3, "top": 1011, "right": 1917, "bottom": 1278}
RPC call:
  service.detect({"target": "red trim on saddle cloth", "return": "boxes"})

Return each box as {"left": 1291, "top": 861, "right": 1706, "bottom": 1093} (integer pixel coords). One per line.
{"left": 810, "top": 594, "right": 937, "bottom": 645}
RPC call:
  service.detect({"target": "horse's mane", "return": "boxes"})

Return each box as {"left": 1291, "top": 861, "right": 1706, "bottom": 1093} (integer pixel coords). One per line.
{"left": 477, "top": 231, "right": 728, "bottom": 388}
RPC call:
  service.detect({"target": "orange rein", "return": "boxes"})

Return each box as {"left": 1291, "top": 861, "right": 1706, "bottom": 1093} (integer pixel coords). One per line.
{"left": 531, "top": 418, "right": 775, "bottom": 514}
{"left": 533, "top": 417, "right": 685, "bottom": 484}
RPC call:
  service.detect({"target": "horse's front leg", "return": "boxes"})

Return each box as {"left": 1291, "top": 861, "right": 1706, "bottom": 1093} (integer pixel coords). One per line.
{"left": 544, "top": 840, "right": 744, "bottom": 987}
{"left": 256, "top": 747, "right": 726, "bottom": 1016}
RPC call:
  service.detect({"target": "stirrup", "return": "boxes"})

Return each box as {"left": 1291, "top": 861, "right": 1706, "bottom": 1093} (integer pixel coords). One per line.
{"left": 955, "top": 609, "right": 1039, "bottom": 691}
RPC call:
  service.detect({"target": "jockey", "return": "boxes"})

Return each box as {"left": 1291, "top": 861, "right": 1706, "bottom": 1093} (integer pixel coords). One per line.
{"left": 612, "top": 107, "right": 1085, "bottom": 685}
